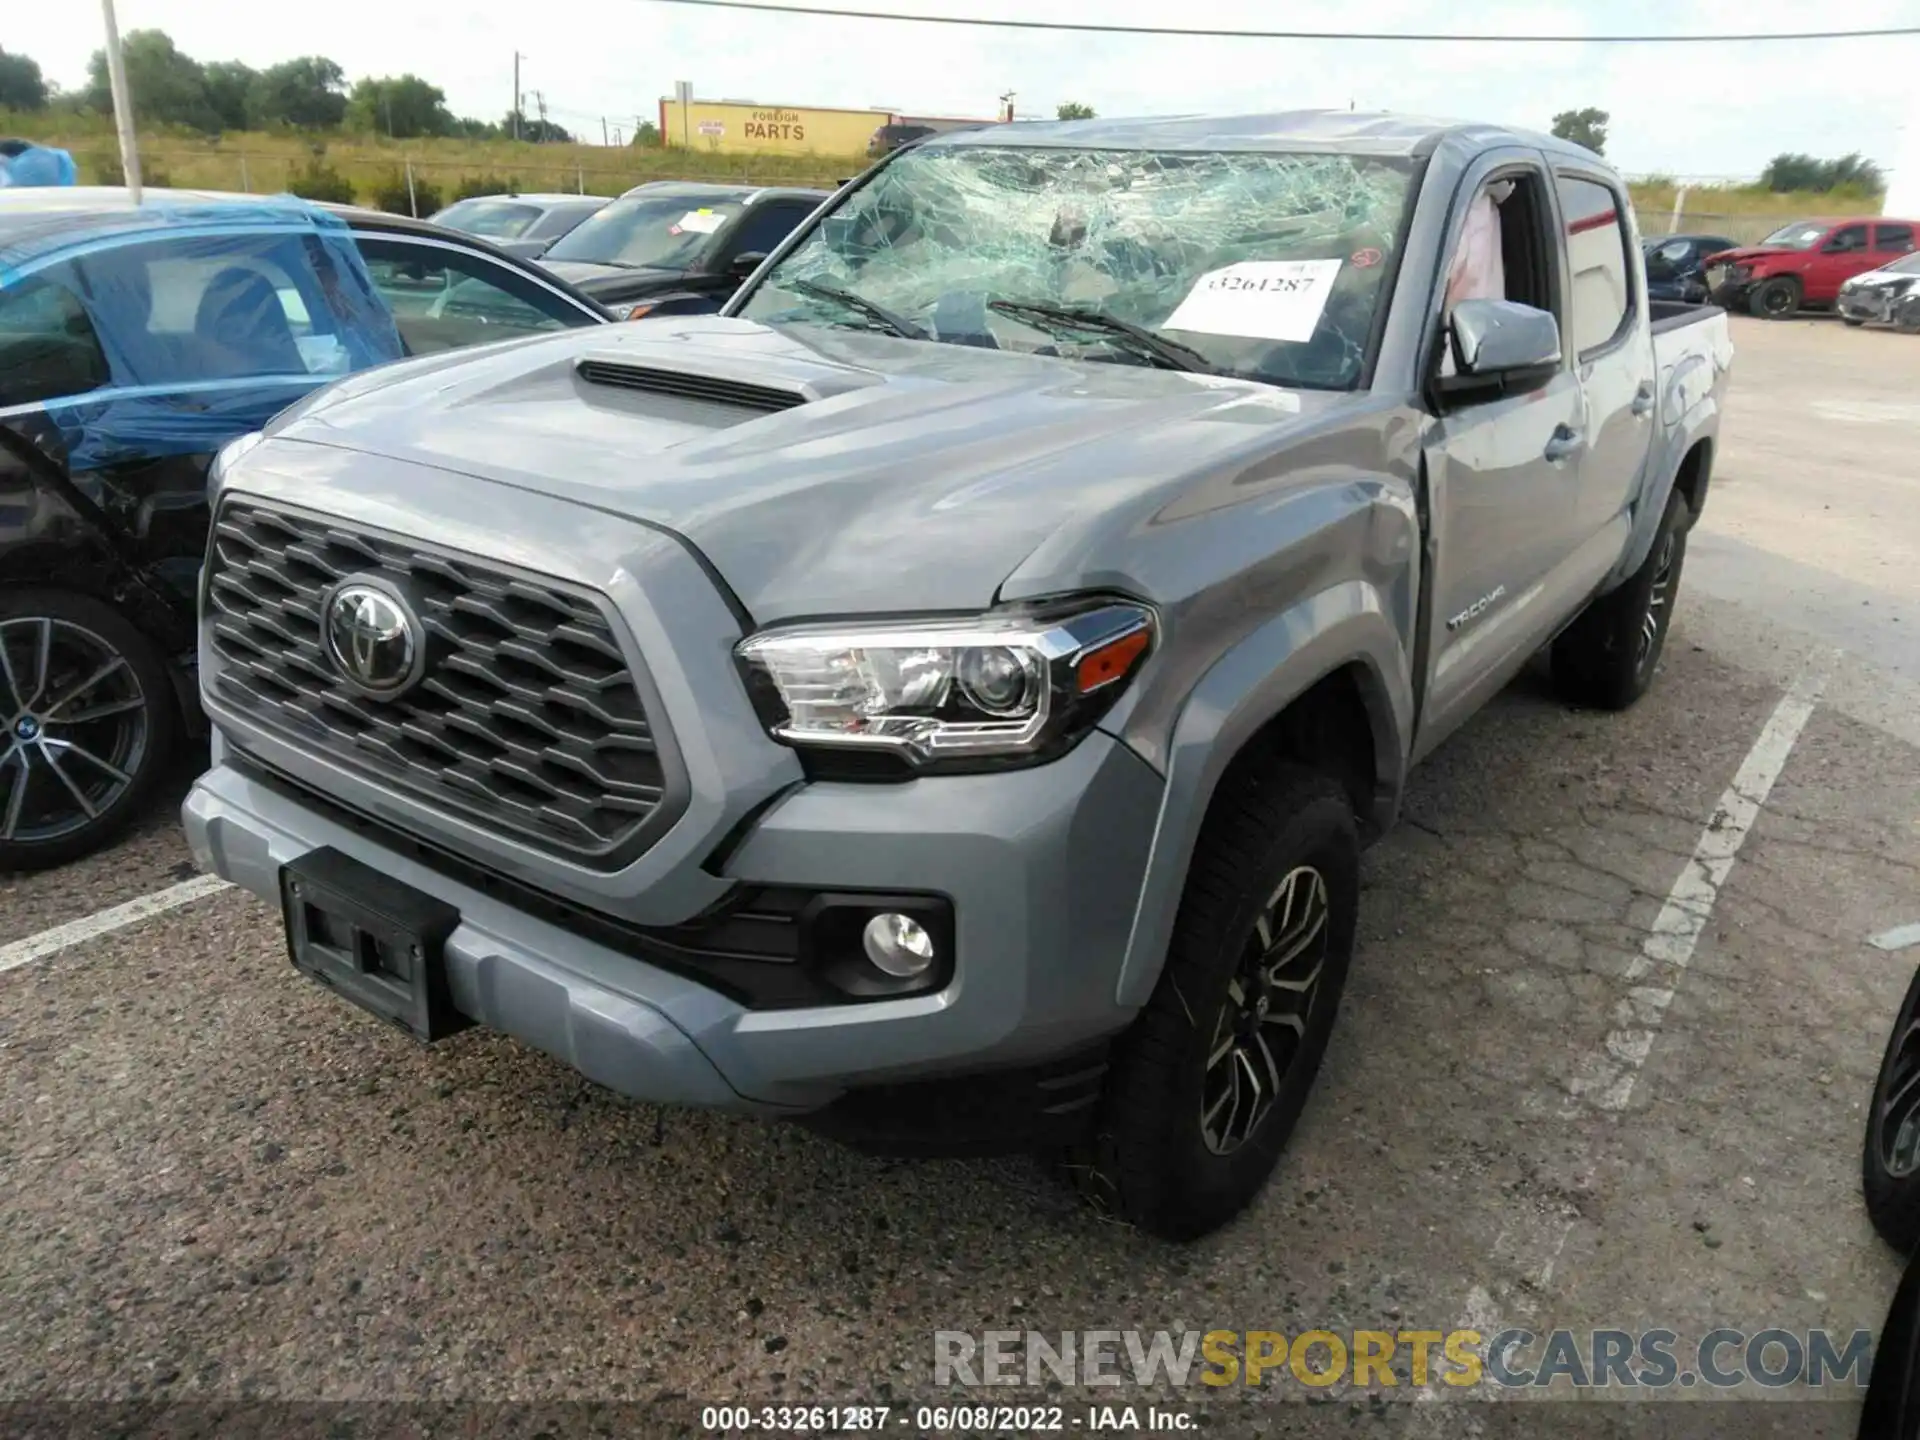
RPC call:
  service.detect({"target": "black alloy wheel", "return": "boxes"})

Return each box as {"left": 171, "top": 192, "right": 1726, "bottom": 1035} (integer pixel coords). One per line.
{"left": 1201, "top": 864, "right": 1332, "bottom": 1155}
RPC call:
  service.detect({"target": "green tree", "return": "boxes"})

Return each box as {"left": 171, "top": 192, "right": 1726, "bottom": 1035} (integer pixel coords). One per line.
{"left": 286, "top": 157, "right": 355, "bottom": 203}
{"left": 630, "top": 120, "right": 662, "bottom": 147}
{"left": 202, "top": 60, "right": 257, "bottom": 130}
{"left": 448, "top": 116, "right": 501, "bottom": 140}
{"left": 503, "top": 110, "right": 571, "bottom": 143}
{"left": 1550, "top": 107, "right": 1609, "bottom": 154}
{"left": 0, "top": 49, "right": 50, "bottom": 111}
{"left": 250, "top": 56, "right": 346, "bottom": 129}
{"left": 1760, "top": 151, "right": 1886, "bottom": 194}
{"left": 86, "top": 30, "right": 218, "bottom": 131}
{"left": 1056, "top": 101, "right": 1095, "bottom": 120}
{"left": 346, "top": 75, "right": 453, "bottom": 138}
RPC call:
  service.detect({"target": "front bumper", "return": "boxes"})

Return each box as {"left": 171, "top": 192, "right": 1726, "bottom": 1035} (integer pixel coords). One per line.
{"left": 184, "top": 726, "right": 1163, "bottom": 1113}
{"left": 1838, "top": 288, "right": 1903, "bottom": 322}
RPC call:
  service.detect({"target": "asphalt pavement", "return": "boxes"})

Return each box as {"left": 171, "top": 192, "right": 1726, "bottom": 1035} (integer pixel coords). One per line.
{"left": 1, "top": 314, "right": 1917, "bottom": 1438}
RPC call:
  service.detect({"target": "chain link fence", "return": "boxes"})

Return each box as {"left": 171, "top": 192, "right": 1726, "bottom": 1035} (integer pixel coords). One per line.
{"left": 90, "top": 147, "right": 857, "bottom": 213}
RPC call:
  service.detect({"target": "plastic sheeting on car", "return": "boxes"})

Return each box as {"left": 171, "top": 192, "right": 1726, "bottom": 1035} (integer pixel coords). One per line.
{"left": 0, "top": 142, "right": 77, "bottom": 188}
{"left": 752, "top": 144, "right": 1416, "bottom": 389}
{"left": 0, "top": 199, "right": 406, "bottom": 471}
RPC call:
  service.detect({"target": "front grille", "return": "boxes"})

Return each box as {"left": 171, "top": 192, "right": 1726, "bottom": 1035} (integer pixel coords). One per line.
{"left": 206, "top": 501, "right": 675, "bottom": 868}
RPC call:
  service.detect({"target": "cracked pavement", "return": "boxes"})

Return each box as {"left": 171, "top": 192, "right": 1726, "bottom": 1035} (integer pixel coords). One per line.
{"left": 0, "top": 316, "right": 1917, "bottom": 1436}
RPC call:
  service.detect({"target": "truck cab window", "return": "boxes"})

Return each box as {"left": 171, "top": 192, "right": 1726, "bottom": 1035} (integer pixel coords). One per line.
{"left": 1555, "top": 175, "right": 1633, "bottom": 357}
{"left": 1438, "top": 171, "right": 1555, "bottom": 377}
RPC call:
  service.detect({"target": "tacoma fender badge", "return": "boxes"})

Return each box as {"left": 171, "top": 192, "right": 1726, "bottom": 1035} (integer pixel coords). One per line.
{"left": 1447, "top": 585, "right": 1508, "bottom": 633}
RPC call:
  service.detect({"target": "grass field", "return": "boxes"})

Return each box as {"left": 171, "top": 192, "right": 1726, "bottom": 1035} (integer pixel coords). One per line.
{"left": 3, "top": 114, "right": 860, "bottom": 202}
{"left": 2, "top": 112, "right": 1885, "bottom": 245}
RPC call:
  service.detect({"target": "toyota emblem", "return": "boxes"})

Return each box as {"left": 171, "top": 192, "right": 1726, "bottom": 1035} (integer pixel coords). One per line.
{"left": 323, "top": 578, "right": 425, "bottom": 699}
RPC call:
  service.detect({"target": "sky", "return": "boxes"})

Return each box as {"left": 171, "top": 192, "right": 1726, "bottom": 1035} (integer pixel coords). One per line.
{"left": 11, "top": 0, "right": 1919, "bottom": 182}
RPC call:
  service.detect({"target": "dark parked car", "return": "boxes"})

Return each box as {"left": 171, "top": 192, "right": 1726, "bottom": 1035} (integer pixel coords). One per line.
{"left": 427, "top": 193, "right": 611, "bottom": 260}
{"left": 0, "top": 188, "right": 609, "bottom": 870}
{"left": 536, "top": 181, "right": 829, "bottom": 318}
{"left": 1641, "top": 232, "right": 1737, "bottom": 303}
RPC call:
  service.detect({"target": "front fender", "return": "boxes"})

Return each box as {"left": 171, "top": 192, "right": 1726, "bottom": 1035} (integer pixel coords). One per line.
{"left": 1110, "top": 582, "right": 1413, "bottom": 1008}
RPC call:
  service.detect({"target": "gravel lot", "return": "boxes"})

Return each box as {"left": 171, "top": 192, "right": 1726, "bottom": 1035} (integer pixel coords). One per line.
{"left": 2, "top": 315, "right": 1918, "bottom": 1438}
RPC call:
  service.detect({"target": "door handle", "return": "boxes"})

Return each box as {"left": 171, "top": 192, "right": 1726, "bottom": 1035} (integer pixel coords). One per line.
{"left": 1630, "top": 382, "right": 1656, "bottom": 418}
{"left": 1544, "top": 425, "right": 1585, "bottom": 464}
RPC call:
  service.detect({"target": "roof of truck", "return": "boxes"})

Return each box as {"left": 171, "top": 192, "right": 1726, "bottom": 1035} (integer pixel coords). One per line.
{"left": 933, "top": 109, "right": 1599, "bottom": 162}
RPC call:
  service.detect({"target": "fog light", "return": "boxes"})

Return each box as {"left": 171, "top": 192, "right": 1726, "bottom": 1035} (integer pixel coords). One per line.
{"left": 862, "top": 912, "right": 935, "bottom": 978}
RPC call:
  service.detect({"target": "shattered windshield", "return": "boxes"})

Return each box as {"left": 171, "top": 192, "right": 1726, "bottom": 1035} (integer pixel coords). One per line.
{"left": 737, "top": 144, "right": 1417, "bottom": 390}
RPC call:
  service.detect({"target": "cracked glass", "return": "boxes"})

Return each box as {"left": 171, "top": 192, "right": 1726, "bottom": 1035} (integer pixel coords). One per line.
{"left": 739, "top": 144, "right": 1418, "bottom": 390}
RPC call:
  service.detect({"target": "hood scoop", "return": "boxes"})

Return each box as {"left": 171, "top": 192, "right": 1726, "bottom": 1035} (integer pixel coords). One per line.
{"left": 576, "top": 358, "right": 811, "bottom": 413}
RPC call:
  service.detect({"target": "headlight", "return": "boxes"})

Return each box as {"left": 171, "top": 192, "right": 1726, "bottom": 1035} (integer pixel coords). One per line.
{"left": 736, "top": 601, "right": 1154, "bottom": 772}
{"left": 607, "top": 301, "right": 655, "bottom": 321}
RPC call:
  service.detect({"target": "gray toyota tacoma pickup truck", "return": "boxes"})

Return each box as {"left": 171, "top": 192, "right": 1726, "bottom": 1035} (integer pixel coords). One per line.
{"left": 184, "top": 111, "right": 1732, "bottom": 1239}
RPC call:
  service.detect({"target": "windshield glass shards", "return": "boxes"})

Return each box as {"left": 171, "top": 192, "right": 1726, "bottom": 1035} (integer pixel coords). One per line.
{"left": 738, "top": 144, "right": 1417, "bottom": 390}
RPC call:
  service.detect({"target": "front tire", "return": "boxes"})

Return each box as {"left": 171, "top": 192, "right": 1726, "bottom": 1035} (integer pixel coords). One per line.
{"left": 1748, "top": 276, "right": 1802, "bottom": 319}
{"left": 0, "top": 590, "right": 178, "bottom": 872}
{"left": 1551, "top": 487, "right": 1690, "bottom": 711}
{"left": 1864, "top": 963, "right": 1920, "bottom": 1253}
{"left": 1072, "top": 762, "right": 1359, "bottom": 1240}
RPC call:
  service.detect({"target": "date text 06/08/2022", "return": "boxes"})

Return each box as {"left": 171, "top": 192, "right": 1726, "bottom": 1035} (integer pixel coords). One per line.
{"left": 699, "top": 1404, "right": 1196, "bottom": 1432}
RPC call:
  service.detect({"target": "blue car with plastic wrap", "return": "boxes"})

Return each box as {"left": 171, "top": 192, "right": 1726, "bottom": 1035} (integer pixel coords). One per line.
{"left": 0, "top": 188, "right": 610, "bottom": 870}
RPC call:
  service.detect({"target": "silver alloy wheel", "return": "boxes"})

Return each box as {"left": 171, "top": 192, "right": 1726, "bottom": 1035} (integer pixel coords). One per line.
{"left": 0, "top": 617, "right": 150, "bottom": 845}
{"left": 1201, "top": 864, "right": 1331, "bottom": 1156}
{"left": 1637, "top": 530, "right": 1678, "bottom": 672}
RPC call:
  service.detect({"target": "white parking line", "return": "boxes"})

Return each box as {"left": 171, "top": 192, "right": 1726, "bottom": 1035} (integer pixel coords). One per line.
{"left": 0, "top": 874, "right": 233, "bottom": 975}
{"left": 1871, "top": 922, "right": 1920, "bottom": 953}
{"left": 1420, "top": 648, "right": 1836, "bottom": 1406}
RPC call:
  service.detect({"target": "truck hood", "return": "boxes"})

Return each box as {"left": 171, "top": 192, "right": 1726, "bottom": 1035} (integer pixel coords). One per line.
{"left": 263, "top": 316, "right": 1358, "bottom": 622}
{"left": 1707, "top": 245, "right": 1798, "bottom": 267}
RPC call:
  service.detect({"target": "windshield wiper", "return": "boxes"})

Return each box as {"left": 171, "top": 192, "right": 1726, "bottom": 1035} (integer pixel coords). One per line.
{"left": 986, "top": 299, "right": 1220, "bottom": 375}
{"left": 783, "top": 277, "right": 928, "bottom": 341}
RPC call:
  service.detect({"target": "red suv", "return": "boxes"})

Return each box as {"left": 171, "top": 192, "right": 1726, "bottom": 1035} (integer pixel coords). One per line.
{"left": 1707, "top": 216, "right": 1919, "bottom": 318}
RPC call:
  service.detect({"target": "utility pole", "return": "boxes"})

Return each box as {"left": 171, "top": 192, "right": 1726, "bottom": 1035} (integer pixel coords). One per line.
{"left": 534, "top": 90, "right": 548, "bottom": 140}
{"left": 601, "top": 116, "right": 609, "bottom": 146}
{"left": 100, "top": 0, "right": 143, "bottom": 202}
{"left": 512, "top": 51, "right": 524, "bottom": 141}
{"left": 998, "top": 89, "right": 1016, "bottom": 123}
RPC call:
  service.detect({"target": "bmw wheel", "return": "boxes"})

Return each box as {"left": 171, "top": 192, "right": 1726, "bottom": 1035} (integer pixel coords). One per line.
{"left": 0, "top": 590, "right": 179, "bottom": 872}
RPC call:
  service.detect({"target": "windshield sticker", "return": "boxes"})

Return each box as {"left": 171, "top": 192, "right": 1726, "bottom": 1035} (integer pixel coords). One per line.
{"left": 1163, "top": 259, "right": 1344, "bottom": 343}
{"left": 673, "top": 209, "right": 725, "bottom": 236}
{"left": 1350, "top": 247, "right": 1383, "bottom": 269}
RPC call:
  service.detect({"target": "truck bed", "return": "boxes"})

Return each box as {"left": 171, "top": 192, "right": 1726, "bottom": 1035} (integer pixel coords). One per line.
{"left": 1649, "top": 298, "right": 1722, "bottom": 336}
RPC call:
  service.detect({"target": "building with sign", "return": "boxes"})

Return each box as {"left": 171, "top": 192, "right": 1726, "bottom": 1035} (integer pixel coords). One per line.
{"left": 657, "top": 94, "right": 998, "bottom": 158}
{"left": 658, "top": 97, "right": 892, "bottom": 157}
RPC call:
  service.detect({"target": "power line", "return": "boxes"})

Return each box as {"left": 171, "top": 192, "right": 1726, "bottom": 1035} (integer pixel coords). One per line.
{"left": 640, "top": 0, "right": 1920, "bottom": 44}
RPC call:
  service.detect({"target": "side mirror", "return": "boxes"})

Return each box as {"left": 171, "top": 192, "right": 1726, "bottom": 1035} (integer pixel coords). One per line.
{"left": 729, "top": 251, "right": 768, "bottom": 280}
{"left": 1449, "top": 298, "right": 1562, "bottom": 374}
